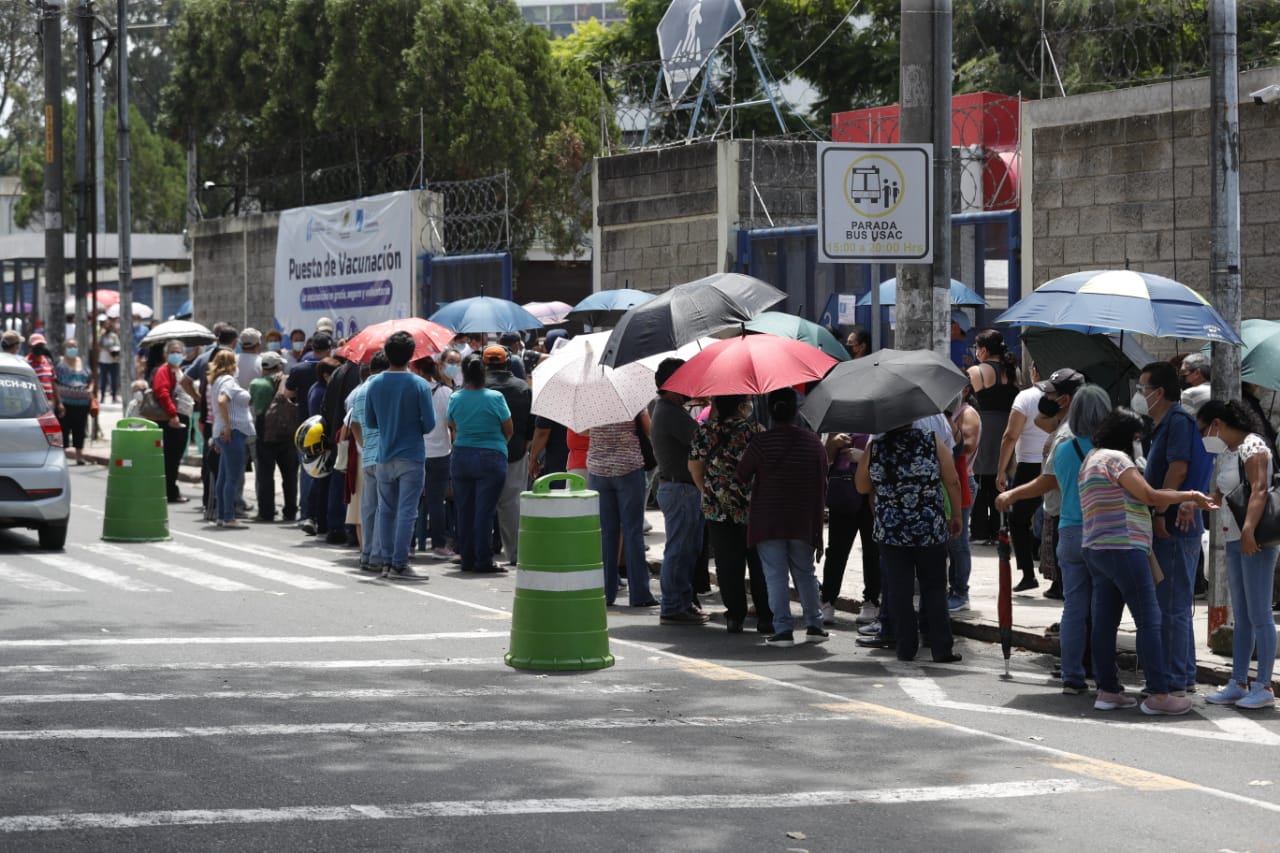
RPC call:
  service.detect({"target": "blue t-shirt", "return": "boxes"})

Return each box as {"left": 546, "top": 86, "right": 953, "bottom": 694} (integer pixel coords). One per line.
{"left": 1052, "top": 435, "right": 1093, "bottom": 529}
{"left": 365, "top": 371, "right": 435, "bottom": 464}
{"left": 447, "top": 388, "right": 511, "bottom": 455}
{"left": 347, "top": 383, "right": 379, "bottom": 467}
{"left": 1144, "top": 406, "right": 1210, "bottom": 537}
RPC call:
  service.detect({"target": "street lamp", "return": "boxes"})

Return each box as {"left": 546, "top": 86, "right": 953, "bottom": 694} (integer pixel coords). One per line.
{"left": 201, "top": 180, "right": 241, "bottom": 217}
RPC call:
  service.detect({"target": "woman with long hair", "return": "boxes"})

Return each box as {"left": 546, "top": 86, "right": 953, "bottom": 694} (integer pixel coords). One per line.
{"left": 53, "top": 338, "right": 94, "bottom": 465}
{"left": 967, "top": 329, "right": 1019, "bottom": 542}
{"left": 1198, "top": 400, "right": 1278, "bottom": 710}
{"left": 446, "top": 354, "right": 512, "bottom": 573}
{"left": 208, "top": 349, "right": 254, "bottom": 529}
{"left": 1079, "top": 408, "right": 1215, "bottom": 715}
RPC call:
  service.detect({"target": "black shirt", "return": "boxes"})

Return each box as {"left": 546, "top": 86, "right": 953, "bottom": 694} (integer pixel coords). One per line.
{"left": 485, "top": 369, "right": 532, "bottom": 462}
{"left": 650, "top": 396, "right": 697, "bottom": 484}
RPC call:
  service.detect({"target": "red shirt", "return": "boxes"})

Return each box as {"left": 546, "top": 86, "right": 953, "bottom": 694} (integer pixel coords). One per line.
{"left": 566, "top": 429, "right": 589, "bottom": 470}
{"left": 28, "top": 355, "right": 55, "bottom": 403}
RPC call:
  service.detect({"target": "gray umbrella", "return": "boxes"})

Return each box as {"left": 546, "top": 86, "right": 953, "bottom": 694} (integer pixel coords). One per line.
{"left": 599, "top": 272, "right": 785, "bottom": 368}
{"left": 800, "top": 348, "right": 969, "bottom": 434}
{"left": 1019, "top": 326, "right": 1153, "bottom": 408}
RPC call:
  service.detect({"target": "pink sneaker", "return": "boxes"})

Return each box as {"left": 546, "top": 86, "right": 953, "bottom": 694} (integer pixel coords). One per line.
{"left": 430, "top": 546, "right": 458, "bottom": 560}
{"left": 1140, "top": 694, "right": 1193, "bottom": 716}
{"left": 1094, "top": 690, "right": 1138, "bottom": 711}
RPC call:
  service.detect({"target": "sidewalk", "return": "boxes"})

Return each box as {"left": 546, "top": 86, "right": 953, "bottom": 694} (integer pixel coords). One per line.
{"left": 84, "top": 399, "right": 1264, "bottom": 689}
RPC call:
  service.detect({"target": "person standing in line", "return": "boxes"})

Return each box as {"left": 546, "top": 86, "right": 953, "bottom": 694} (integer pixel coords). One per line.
{"left": 737, "top": 388, "right": 829, "bottom": 648}
{"left": 53, "top": 338, "right": 94, "bottom": 466}
{"left": 415, "top": 356, "right": 456, "bottom": 560}
{"left": 996, "top": 368, "right": 1050, "bottom": 592}
{"left": 483, "top": 344, "right": 532, "bottom": 567}
{"left": 819, "top": 431, "right": 872, "bottom": 624}
{"left": 946, "top": 390, "right": 982, "bottom": 611}
{"left": 587, "top": 414, "right": 656, "bottom": 607}
{"left": 1136, "top": 361, "right": 1212, "bottom": 696}
{"left": 447, "top": 353, "right": 512, "bottom": 574}
{"left": 967, "top": 329, "right": 1019, "bottom": 544}
{"left": 283, "top": 333, "right": 333, "bottom": 535}
{"left": 347, "top": 352, "right": 389, "bottom": 571}
{"left": 25, "top": 333, "right": 60, "bottom": 410}
{"left": 651, "top": 358, "right": 707, "bottom": 626}
{"left": 183, "top": 325, "right": 239, "bottom": 520}
{"left": 364, "top": 332, "right": 435, "bottom": 580}
{"left": 1198, "top": 400, "right": 1279, "bottom": 709}
{"left": 98, "top": 319, "right": 120, "bottom": 403}
{"left": 248, "top": 351, "right": 296, "bottom": 522}
{"left": 148, "top": 339, "right": 193, "bottom": 504}
{"left": 208, "top": 349, "right": 254, "bottom": 530}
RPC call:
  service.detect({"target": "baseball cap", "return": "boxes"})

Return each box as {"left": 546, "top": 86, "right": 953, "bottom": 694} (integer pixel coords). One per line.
{"left": 260, "top": 351, "right": 286, "bottom": 370}
{"left": 240, "top": 327, "right": 262, "bottom": 346}
{"left": 1, "top": 330, "right": 23, "bottom": 347}
{"left": 1035, "top": 367, "right": 1085, "bottom": 395}
{"left": 315, "top": 317, "right": 335, "bottom": 334}
{"left": 482, "top": 345, "right": 509, "bottom": 364}
{"left": 311, "top": 333, "right": 334, "bottom": 351}
{"left": 499, "top": 332, "right": 522, "bottom": 347}
{"left": 28, "top": 333, "right": 46, "bottom": 347}
{"left": 950, "top": 310, "right": 971, "bottom": 333}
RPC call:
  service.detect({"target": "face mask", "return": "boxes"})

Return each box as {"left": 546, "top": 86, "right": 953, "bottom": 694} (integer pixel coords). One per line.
{"left": 1130, "top": 389, "right": 1156, "bottom": 416}
{"left": 267, "top": 341, "right": 281, "bottom": 351}
{"left": 1037, "top": 395, "right": 1061, "bottom": 418}
{"left": 167, "top": 352, "right": 184, "bottom": 367}
{"left": 291, "top": 340, "right": 304, "bottom": 352}
{"left": 65, "top": 347, "right": 78, "bottom": 359}
{"left": 1201, "top": 427, "right": 1228, "bottom": 455}
{"left": 444, "top": 363, "right": 461, "bottom": 379}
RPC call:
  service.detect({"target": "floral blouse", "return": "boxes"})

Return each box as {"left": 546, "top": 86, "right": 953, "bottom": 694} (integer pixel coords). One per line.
{"left": 689, "top": 416, "right": 758, "bottom": 525}
{"left": 868, "top": 426, "right": 948, "bottom": 547}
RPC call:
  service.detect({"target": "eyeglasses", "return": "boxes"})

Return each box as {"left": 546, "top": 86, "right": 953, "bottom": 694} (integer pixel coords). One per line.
{"left": 1135, "top": 383, "right": 1154, "bottom": 391}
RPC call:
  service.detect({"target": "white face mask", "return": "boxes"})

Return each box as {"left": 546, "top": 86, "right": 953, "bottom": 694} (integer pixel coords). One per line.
{"left": 1201, "top": 426, "right": 1228, "bottom": 455}
{"left": 1130, "top": 388, "right": 1157, "bottom": 416}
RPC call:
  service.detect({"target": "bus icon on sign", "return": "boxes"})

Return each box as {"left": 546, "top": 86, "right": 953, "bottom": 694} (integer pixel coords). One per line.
{"left": 849, "top": 165, "right": 882, "bottom": 203}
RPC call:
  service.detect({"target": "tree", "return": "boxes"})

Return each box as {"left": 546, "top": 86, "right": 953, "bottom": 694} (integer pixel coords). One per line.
{"left": 0, "top": 1, "right": 42, "bottom": 175}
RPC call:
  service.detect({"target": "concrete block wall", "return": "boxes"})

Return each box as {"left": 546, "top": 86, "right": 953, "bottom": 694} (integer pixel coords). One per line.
{"left": 736, "top": 139, "right": 818, "bottom": 228}
{"left": 189, "top": 212, "right": 280, "bottom": 334}
{"left": 1024, "top": 67, "right": 1280, "bottom": 332}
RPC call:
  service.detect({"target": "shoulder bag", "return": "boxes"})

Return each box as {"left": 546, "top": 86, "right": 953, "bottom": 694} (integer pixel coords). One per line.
{"left": 1225, "top": 451, "right": 1280, "bottom": 548}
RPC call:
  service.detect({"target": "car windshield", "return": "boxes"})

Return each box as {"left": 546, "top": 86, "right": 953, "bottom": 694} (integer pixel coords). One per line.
{"left": 0, "top": 373, "right": 49, "bottom": 419}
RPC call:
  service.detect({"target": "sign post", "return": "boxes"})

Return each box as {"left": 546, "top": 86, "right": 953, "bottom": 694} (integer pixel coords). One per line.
{"left": 818, "top": 143, "right": 933, "bottom": 264}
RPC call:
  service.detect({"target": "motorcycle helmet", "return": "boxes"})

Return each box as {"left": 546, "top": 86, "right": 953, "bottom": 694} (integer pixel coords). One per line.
{"left": 295, "top": 415, "right": 331, "bottom": 478}
{"left": 301, "top": 448, "right": 334, "bottom": 479}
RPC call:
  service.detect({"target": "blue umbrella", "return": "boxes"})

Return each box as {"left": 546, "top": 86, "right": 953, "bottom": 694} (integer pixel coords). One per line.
{"left": 428, "top": 296, "right": 544, "bottom": 334}
{"left": 856, "top": 278, "right": 988, "bottom": 307}
{"left": 173, "top": 299, "right": 193, "bottom": 320}
{"left": 566, "top": 289, "right": 656, "bottom": 323}
{"left": 996, "top": 269, "right": 1242, "bottom": 344}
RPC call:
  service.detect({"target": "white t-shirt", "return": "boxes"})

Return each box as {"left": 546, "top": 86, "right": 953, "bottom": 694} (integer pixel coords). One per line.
{"left": 1011, "top": 387, "right": 1051, "bottom": 463}
{"left": 1214, "top": 432, "right": 1273, "bottom": 542}
{"left": 423, "top": 382, "right": 453, "bottom": 458}
{"left": 235, "top": 352, "right": 262, "bottom": 389}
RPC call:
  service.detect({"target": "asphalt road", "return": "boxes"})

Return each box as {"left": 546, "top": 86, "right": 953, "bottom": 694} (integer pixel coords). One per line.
{"left": 2, "top": 465, "right": 1279, "bottom": 852}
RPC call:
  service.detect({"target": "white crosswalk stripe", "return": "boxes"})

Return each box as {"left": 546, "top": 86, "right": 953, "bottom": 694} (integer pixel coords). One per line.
{"left": 0, "top": 564, "right": 80, "bottom": 592}
{"left": 25, "top": 553, "right": 169, "bottom": 592}
{"left": 150, "top": 541, "right": 340, "bottom": 590}
{"left": 84, "top": 543, "right": 262, "bottom": 592}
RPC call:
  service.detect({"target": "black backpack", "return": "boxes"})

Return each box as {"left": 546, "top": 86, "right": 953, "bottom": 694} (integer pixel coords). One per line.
{"left": 262, "top": 374, "right": 299, "bottom": 443}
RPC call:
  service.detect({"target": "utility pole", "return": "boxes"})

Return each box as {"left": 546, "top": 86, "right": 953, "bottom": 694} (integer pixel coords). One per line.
{"left": 895, "top": 0, "right": 952, "bottom": 354}
{"left": 73, "top": 0, "right": 92, "bottom": 357}
{"left": 1206, "top": 0, "right": 1242, "bottom": 649}
{"left": 116, "top": 0, "right": 134, "bottom": 394}
{"left": 41, "top": 0, "right": 66, "bottom": 344}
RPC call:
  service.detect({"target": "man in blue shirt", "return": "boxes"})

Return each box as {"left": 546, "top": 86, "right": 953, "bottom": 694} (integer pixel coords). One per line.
{"left": 1138, "top": 361, "right": 1212, "bottom": 694}
{"left": 365, "top": 331, "right": 436, "bottom": 580}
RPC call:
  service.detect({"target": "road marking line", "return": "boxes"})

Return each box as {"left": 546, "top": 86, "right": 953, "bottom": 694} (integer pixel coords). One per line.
{"left": 24, "top": 554, "right": 169, "bottom": 592}
{"left": 151, "top": 541, "right": 341, "bottom": 590}
{"left": 0, "top": 711, "right": 850, "bottom": 741}
{"left": 677, "top": 659, "right": 767, "bottom": 681}
{"left": 0, "top": 631, "right": 506, "bottom": 648}
{"left": 87, "top": 543, "right": 261, "bottom": 592}
{"left": 1046, "top": 757, "right": 1197, "bottom": 792}
{"left": 0, "top": 778, "right": 1114, "bottom": 832}
{"left": 894, "top": 674, "right": 1280, "bottom": 747}
{"left": 0, "top": 658, "right": 496, "bottom": 674}
{"left": 0, "top": 684, "right": 677, "bottom": 705}
{"left": 0, "top": 564, "right": 80, "bottom": 593}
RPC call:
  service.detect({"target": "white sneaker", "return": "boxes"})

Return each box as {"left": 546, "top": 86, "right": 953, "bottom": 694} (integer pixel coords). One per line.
{"left": 856, "top": 618, "right": 881, "bottom": 637}
{"left": 643, "top": 519, "right": 653, "bottom": 533}
{"left": 820, "top": 601, "right": 836, "bottom": 626}
{"left": 856, "top": 603, "right": 879, "bottom": 625}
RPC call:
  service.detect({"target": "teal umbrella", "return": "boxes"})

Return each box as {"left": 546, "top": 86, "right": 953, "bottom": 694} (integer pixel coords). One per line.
{"left": 857, "top": 278, "right": 988, "bottom": 307}
{"left": 1201, "top": 318, "right": 1280, "bottom": 390}
{"left": 743, "top": 311, "right": 850, "bottom": 361}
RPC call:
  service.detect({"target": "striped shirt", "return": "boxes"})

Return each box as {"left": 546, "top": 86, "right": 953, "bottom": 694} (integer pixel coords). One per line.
{"left": 1079, "top": 448, "right": 1151, "bottom": 552}
{"left": 585, "top": 421, "right": 644, "bottom": 478}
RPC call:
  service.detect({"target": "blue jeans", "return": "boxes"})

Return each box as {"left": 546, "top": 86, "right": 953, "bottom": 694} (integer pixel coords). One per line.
{"left": 658, "top": 482, "right": 703, "bottom": 616}
{"left": 375, "top": 457, "right": 426, "bottom": 570}
{"left": 1225, "top": 541, "right": 1280, "bottom": 685}
{"left": 451, "top": 447, "right": 507, "bottom": 570}
{"left": 1152, "top": 533, "right": 1200, "bottom": 689}
{"left": 360, "top": 464, "right": 381, "bottom": 564}
{"left": 947, "top": 505, "right": 973, "bottom": 597}
{"left": 882, "top": 542, "right": 952, "bottom": 661}
{"left": 589, "top": 469, "right": 652, "bottom": 606}
{"left": 422, "top": 455, "right": 451, "bottom": 549}
{"left": 756, "top": 539, "right": 823, "bottom": 634}
{"left": 214, "top": 430, "right": 247, "bottom": 523}
{"left": 1056, "top": 525, "right": 1092, "bottom": 686}
{"left": 1085, "top": 547, "right": 1171, "bottom": 695}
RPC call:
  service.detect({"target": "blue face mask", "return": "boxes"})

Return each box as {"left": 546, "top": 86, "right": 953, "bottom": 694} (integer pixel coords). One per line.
{"left": 444, "top": 363, "right": 461, "bottom": 379}
{"left": 65, "top": 347, "right": 78, "bottom": 359}
{"left": 266, "top": 341, "right": 281, "bottom": 352}
{"left": 291, "top": 340, "right": 304, "bottom": 352}
{"left": 167, "top": 352, "right": 184, "bottom": 366}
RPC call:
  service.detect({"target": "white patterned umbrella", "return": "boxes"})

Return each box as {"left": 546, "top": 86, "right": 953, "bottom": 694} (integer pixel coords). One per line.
{"left": 529, "top": 332, "right": 657, "bottom": 432}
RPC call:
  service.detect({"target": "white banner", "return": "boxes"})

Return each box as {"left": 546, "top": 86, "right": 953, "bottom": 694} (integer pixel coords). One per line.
{"left": 273, "top": 190, "right": 416, "bottom": 339}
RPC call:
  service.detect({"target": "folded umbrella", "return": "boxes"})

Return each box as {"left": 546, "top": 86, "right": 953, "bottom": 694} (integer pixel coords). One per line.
{"left": 601, "top": 272, "right": 785, "bottom": 368}
{"left": 661, "top": 333, "right": 838, "bottom": 398}
{"left": 799, "top": 348, "right": 968, "bottom": 434}
{"left": 337, "top": 317, "right": 455, "bottom": 364}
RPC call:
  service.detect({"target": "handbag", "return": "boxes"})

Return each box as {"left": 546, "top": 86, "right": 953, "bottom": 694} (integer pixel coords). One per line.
{"left": 635, "top": 413, "right": 657, "bottom": 472}
{"left": 333, "top": 434, "right": 351, "bottom": 473}
{"left": 138, "top": 389, "right": 169, "bottom": 422}
{"left": 173, "top": 384, "right": 195, "bottom": 417}
{"left": 1225, "top": 453, "right": 1280, "bottom": 548}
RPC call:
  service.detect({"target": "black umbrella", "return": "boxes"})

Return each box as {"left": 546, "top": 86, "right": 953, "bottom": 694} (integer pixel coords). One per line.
{"left": 1019, "top": 326, "right": 1153, "bottom": 408}
{"left": 799, "top": 348, "right": 969, "bottom": 434}
{"left": 599, "top": 273, "right": 785, "bottom": 368}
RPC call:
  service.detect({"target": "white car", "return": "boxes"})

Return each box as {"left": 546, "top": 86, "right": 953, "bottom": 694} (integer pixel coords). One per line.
{"left": 0, "top": 353, "right": 70, "bottom": 549}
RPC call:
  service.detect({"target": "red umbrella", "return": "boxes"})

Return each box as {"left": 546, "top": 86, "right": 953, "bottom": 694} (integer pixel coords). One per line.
{"left": 659, "top": 333, "right": 837, "bottom": 398}
{"left": 996, "top": 512, "right": 1013, "bottom": 678}
{"left": 337, "top": 318, "right": 455, "bottom": 364}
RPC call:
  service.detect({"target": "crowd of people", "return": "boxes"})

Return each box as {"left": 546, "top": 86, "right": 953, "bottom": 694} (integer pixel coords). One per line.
{"left": 19, "top": 310, "right": 1269, "bottom": 713}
